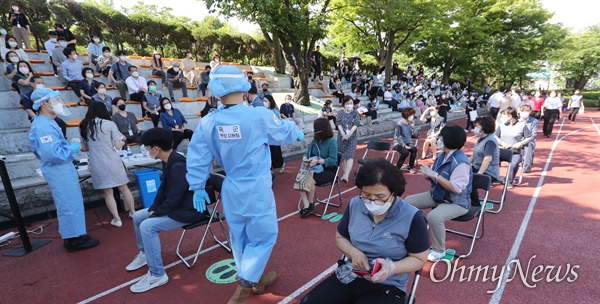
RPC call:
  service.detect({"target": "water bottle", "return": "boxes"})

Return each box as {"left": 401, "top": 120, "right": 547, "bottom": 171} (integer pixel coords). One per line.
{"left": 140, "top": 145, "right": 149, "bottom": 158}
{"left": 120, "top": 149, "right": 127, "bottom": 160}
{"left": 127, "top": 146, "right": 133, "bottom": 159}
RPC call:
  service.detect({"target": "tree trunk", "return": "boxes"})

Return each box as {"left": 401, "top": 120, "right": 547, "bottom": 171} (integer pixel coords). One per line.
{"left": 383, "top": 31, "right": 395, "bottom": 84}
{"left": 272, "top": 36, "right": 286, "bottom": 74}
{"left": 442, "top": 56, "right": 453, "bottom": 85}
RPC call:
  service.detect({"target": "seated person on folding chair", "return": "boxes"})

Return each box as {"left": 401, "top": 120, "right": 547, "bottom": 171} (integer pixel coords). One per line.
{"left": 297, "top": 118, "right": 338, "bottom": 218}
{"left": 470, "top": 116, "right": 500, "bottom": 202}
{"left": 494, "top": 107, "right": 533, "bottom": 189}
{"left": 405, "top": 125, "right": 472, "bottom": 262}
{"left": 126, "top": 128, "right": 205, "bottom": 294}
{"left": 419, "top": 106, "right": 444, "bottom": 161}
{"left": 519, "top": 105, "right": 538, "bottom": 173}
{"left": 301, "top": 159, "right": 429, "bottom": 304}
{"left": 393, "top": 108, "right": 418, "bottom": 174}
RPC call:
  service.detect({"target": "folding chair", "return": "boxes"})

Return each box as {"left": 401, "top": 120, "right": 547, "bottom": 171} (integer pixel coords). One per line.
{"left": 357, "top": 141, "right": 391, "bottom": 165}
{"left": 176, "top": 173, "right": 231, "bottom": 269}
{"left": 297, "top": 153, "right": 343, "bottom": 217}
{"left": 486, "top": 148, "right": 513, "bottom": 214}
{"left": 446, "top": 173, "right": 491, "bottom": 258}
{"left": 339, "top": 254, "right": 422, "bottom": 304}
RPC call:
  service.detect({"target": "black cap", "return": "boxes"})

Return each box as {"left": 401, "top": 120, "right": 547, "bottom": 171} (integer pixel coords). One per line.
{"left": 48, "top": 30, "right": 58, "bottom": 36}
{"left": 54, "top": 22, "right": 64, "bottom": 29}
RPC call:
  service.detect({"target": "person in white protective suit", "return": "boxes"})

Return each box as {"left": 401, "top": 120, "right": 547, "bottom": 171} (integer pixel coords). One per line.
{"left": 186, "top": 65, "right": 304, "bottom": 304}
{"left": 29, "top": 88, "right": 99, "bottom": 252}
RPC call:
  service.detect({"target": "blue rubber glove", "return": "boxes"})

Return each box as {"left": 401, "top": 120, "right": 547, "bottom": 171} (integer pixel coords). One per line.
{"left": 297, "top": 131, "right": 305, "bottom": 142}
{"left": 193, "top": 189, "right": 210, "bottom": 213}
{"left": 70, "top": 143, "right": 81, "bottom": 153}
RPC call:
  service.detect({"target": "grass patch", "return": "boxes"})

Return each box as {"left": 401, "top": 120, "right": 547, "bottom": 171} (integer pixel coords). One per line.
{"left": 562, "top": 90, "right": 599, "bottom": 107}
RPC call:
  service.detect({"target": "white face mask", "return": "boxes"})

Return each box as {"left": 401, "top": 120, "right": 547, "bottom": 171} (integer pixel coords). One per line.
{"left": 18, "top": 67, "right": 29, "bottom": 74}
{"left": 98, "top": 88, "right": 107, "bottom": 94}
{"left": 104, "top": 52, "right": 110, "bottom": 57}
{"left": 164, "top": 104, "right": 172, "bottom": 110}
{"left": 345, "top": 105, "right": 353, "bottom": 111}
{"left": 263, "top": 101, "right": 270, "bottom": 108}
{"left": 520, "top": 111, "right": 530, "bottom": 119}
{"left": 85, "top": 73, "right": 94, "bottom": 79}
{"left": 155, "top": 55, "right": 160, "bottom": 59}
{"left": 93, "top": 38, "right": 100, "bottom": 43}
{"left": 285, "top": 99, "right": 291, "bottom": 104}
{"left": 8, "top": 41, "right": 18, "bottom": 48}
{"left": 173, "top": 67, "right": 180, "bottom": 72}
{"left": 59, "top": 42, "right": 67, "bottom": 48}
{"left": 149, "top": 147, "right": 159, "bottom": 160}
{"left": 72, "top": 54, "right": 78, "bottom": 60}
{"left": 9, "top": 56, "right": 19, "bottom": 63}
{"left": 473, "top": 127, "right": 482, "bottom": 136}
{"left": 50, "top": 38, "right": 57, "bottom": 42}
{"left": 500, "top": 115, "right": 510, "bottom": 124}
{"left": 132, "top": 71, "right": 139, "bottom": 77}
{"left": 119, "top": 56, "right": 127, "bottom": 61}
{"left": 470, "top": 96, "right": 475, "bottom": 101}
{"left": 12, "top": 6, "right": 18, "bottom": 11}
{"left": 363, "top": 200, "right": 392, "bottom": 216}
{"left": 52, "top": 103, "right": 66, "bottom": 116}
{"left": 430, "top": 110, "right": 437, "bottom": 116}
{"left": 437, "top": 138, "right": 444, "bottom": 150}
{"left": 408, "top": 115, "right": 414, "bottom": 121}
{"left": 35, "top": 84, "right": 45, "bottom": 89}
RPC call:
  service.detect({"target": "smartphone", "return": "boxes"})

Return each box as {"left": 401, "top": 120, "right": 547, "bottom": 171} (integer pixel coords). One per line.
{"left": 352, "top": 260, "right": 382, "bottom": 277}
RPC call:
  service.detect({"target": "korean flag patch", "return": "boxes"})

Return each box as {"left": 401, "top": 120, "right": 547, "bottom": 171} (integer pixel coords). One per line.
{"left": 40, "top": 135, "right": 53, "bottom": 144}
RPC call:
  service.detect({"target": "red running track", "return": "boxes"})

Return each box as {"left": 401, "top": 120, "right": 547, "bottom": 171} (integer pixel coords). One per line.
{"left": 0, "top": 112, "right": 598, "bottom": 303}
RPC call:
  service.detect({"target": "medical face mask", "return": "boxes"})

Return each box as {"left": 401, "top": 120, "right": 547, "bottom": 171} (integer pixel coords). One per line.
{"left": 263, "top": 101, "right": 270, "bottom": 108}
{"left": 149, "top": 86, "right": 157, "bottom": 92}
{"left": 59, "top": 42, "right": 67, "bottom": 48}
{"left": 408, "top": 115, "right": 414, "bottom": 121}
{"left": 93, "top": 38, "right": 100, "bottom": 43}
{"left": 72, "top": 54, "right": 78, "bottom": 60}
{"left": 9, "top": 56, "right": 19, "bottom": 63}
{"left": 470, "top": 96, "right": 475, "bottom": 101}
{"left": 35, "top": 84, "right": 45, "bottom": 89}
{"left": 473, "top": 127, "right": 482, "bottom": 136}
{"left": 520, "top": 111, "right": 530, "bottom": 119}
{"left": 149, "top": 147, "right": 159, "bottom": 160}
{"left": 132, "top": 71, "right": 139, "bottom": 77}
{"left": 18, "top": 67, "right": 29, "bottom": 74}
{"left": 164, "top": 104, "right": 172, "bottom": 110}
{"left": 0, "top": 29, "right": 7, "bottom": 35}
{"left": 500, "top": 115, "right": 510, "bottom": 124}
{"left": 12, "top": 6, "right": 18, "bottom": 11}
{"left": 430, "top": 110, "right": 437, "bottom": 116}
{"left": 173, "top": 67, "right": 180, "bottom": 72}
{"left": 8, "top": 41, "right": 18, "bottom": 48}
{"left": 104, "top": 52, "right": 110, "bottom": 57}
{"left": 98, "top": 88, "right": 106, "bottom": 94}
{"left": 437, "top": 138, "right": 444, "bottom": 150}
{"left": 118, "top": 104, "right": 126, "bottom": 111}
{"left": 50, "top": 37, "right": 57, "bottom": 42}
{"left": 362, "top": 195, "right": 393, "bottom": 216}
{"left": 52, "top": 103, "right": 66, "bottom": 116}
{"left": 85, "top": 73, "right": 94, "bottom": 79}
{"left": 345, "top": 105, "right": 353, "bottom": 111}
{"left": 119, "top": 56, "right": 126, "bottom": 61}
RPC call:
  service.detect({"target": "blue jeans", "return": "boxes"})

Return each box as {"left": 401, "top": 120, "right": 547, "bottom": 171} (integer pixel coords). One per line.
{"left": 508, "top": 153, "right": 522, "bottom": 184}
{"left": 133, "top": 208, "right": 186, "bottom": 276}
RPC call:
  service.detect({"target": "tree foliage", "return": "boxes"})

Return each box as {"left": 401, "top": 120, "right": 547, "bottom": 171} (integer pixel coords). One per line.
{"left": 551, "top": 25, "right": 600, "bottom": 90}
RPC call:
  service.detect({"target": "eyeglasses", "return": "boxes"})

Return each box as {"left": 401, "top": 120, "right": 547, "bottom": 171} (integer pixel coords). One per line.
{"left": 359, "top": 192, "right": 394, "bottom": 206}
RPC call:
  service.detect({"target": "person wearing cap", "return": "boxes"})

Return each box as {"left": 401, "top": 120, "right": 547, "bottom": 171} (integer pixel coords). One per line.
{"left": 166, "top": 62, "right": 188, "bottom": 103}
{"left": 54, "top": 22, "right": 76, "bottom": 49}
{"left": 182, "top": 50, "right": 197, "bottom": 85}
{"left": 186, "top": 65, "right": 304, "bottom": 303}
{"left": 199, "top": 65, "right": 210, "bottom": 96}
{"left": 28, "top": 88, "right": 99, "bottom": 252}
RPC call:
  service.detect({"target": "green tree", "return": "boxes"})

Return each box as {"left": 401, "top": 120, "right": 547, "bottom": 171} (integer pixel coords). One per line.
{"left": 551, "top": 25, "right": 600, "bottom": 90}
{"left": 329, "top": 0, "right": 437, "bottom": 83}
{"left": 207, "top": 0, "right": 332, "bottom": 106}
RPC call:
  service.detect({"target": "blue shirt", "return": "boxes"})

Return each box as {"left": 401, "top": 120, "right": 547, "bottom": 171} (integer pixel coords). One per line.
{"left": 251, "top": 96, "right": 264, "bottom": 107}
{"left": 87, "top": 42, "right": 105, "bottom": 57}
{"left": 61, "top": 59, "right": 84, "bottom": 82}
{"left": 110, "top": 61, "right": 132, "bottom": 82}
{"left": 92, "top": 93, "right": 113, "bottom": 114}
{"left": 160, "top": 108, "right": 187, "bottom": 130}
{"left": 142, "top": 92, "right": 162, "bottom": 111}
{"left": 78, "top": 79, "right": 98, "bottom": 97}
{"left": 257, "top": 90, "right": 272, "bottom": 100}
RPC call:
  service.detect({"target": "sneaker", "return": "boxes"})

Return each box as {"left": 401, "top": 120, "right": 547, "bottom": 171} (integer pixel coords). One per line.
{"left": 464, "top": 129, "right": 469, "bottom": 132}
{"left": 507, "top": 183, "right": 515, "bottom": 189}
{"left": 524, "top": 165, "right": 531, "bottom": 173}
{"left": 126, "top": 252, "right": 147, "bottom": 271}
{"left": 278, "top": 163, "right": 285, "bottom": 174}
{"left": 64, "top": 235, "right": 99, "bottom": 252}
{"left": 171, "top": 97, "right": 176, "bottom": 103}
{"left": 408, "top": 168, "right": 417, "bottom": 174}
{"left": 130, "top": 271, "right": 168, "bottom": 293}
{"left": 427, "top": 250, "right": 446, "bottom": 262}
{"left": 111, "top": 219, "right": 122, "bottom": 227}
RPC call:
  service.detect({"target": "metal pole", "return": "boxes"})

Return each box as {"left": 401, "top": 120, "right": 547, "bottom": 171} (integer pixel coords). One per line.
{"left": 0, "top": 156, "right": 50, "bottom": 256}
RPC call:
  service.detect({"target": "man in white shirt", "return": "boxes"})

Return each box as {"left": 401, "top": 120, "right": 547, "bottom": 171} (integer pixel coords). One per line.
{"left": 125, "top": 66, "right": 148, "bottom": 102}
{"left": 510, "top": 89, "right": 522, "bottom": 111}
{"left": 44, "top": 31, "right": 60, "bottom": 76}
{"left": 488, "top": 86, "right": 505, "bottom": 118}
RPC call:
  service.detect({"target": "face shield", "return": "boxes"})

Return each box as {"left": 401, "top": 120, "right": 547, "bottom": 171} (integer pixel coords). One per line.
{"left": 31, "top": 88, "right": 73, "bottom": 117}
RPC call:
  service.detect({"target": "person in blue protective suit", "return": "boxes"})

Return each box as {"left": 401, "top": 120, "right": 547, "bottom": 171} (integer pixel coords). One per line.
{"left": 28, "top": 88, "right": 99, "bottom": 252}
{"left": 186, "top": 65, "right": 304, "bottom": 304}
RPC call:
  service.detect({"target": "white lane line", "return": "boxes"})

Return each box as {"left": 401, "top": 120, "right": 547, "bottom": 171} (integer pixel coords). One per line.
{"left": 278, "top": 263, "right": 338, "bottom": 304}
{"left": 77, "top": 185, "right": 359, "bottom": 303}
{"left": 590, "top": 117, "right": 600, "bottom": 135}
{"left": 489, "top": 118, "right": 591, "bottom": 304}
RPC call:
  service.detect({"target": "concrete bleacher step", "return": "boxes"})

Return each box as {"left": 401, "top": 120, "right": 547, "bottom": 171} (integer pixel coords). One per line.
{"left": 0, "top": 128, "right": 33, "bottom": 154}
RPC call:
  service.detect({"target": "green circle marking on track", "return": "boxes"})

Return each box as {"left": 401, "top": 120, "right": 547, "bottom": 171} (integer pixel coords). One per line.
{"left": 206, "top": 258, "right": 238, "bottom": 284}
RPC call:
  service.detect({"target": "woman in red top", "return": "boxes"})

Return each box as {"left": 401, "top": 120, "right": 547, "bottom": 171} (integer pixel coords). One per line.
{"left": 530, "top": 90, "right": 544, "bottom": 119}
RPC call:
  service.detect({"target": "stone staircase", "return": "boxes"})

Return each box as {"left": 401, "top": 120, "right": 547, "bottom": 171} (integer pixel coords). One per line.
{"left": 0, "top": 50, "right": 472, "bottom": 221}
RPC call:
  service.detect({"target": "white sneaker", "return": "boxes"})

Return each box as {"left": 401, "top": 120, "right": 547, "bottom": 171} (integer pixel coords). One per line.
{"left": 278, "top": 163, "right": 285, "bottom": 174}
{"left": 427, "top": 250, "right": 446, "bottom": 262}
{"left": 126, "top": 252, "right": 147, "bottom": 271}
{"left": 110, "top": 219, "right": 122, "bottom": 227}
{"left": 130, "top": 271, "right": 168, "bottom": 293}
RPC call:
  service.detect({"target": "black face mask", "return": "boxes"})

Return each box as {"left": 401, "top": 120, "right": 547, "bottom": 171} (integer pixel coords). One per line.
{"left": 118, "top": 104, "right": 126, "bottom": 111}
{"left": 263, "top": 88, "right": 268, "bottom": 92}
